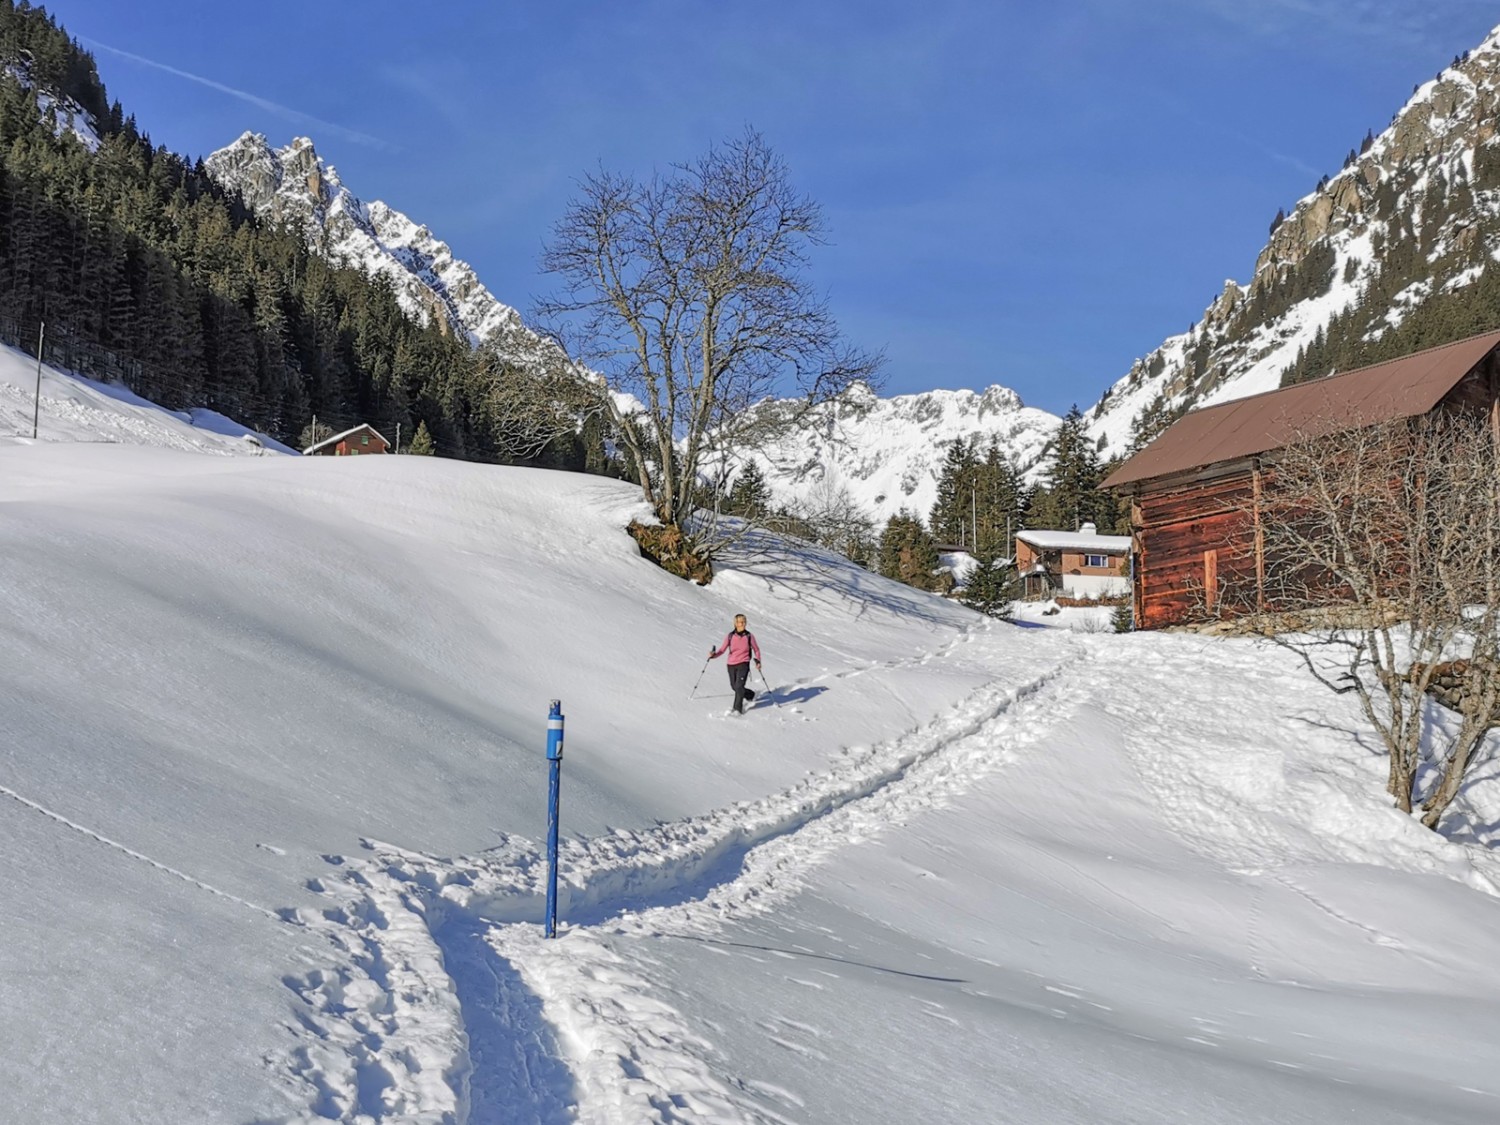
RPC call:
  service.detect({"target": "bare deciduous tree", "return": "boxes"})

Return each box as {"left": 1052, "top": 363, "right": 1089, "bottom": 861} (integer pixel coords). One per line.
{"left": 1252, "top": 412, "right": 1500, "bottom": 830}
{"left": 537, "top": 129, "right": 881, "bottom": 547}
{"left": 784, "top": 476, "right": 875, "bottom": 563}
{"left": 477, "top": 345, "right": 605, "bottom": 464}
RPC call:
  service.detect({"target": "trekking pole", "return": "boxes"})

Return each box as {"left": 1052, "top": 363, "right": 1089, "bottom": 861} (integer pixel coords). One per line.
{"left": 757, "top": 663, "right": 778, "bottom": 708}
{"left": 689, "top": 656, "right": 710, "bottom": 699}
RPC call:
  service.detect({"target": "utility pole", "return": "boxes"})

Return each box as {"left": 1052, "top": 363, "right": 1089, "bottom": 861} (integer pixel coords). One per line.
{"left": 31, "top": 321, "right": 44, "bottom": 440}
{"left": 395, "top": 421, "right": 401, "bottom": 455}
{"left": 971, "top": 481, "right": 977, "bottom": 553}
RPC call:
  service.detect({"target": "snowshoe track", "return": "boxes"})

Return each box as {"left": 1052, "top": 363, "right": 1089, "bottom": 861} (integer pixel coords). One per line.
{"left": 266, "top": 633, "right": 1085, "bottom": 1123}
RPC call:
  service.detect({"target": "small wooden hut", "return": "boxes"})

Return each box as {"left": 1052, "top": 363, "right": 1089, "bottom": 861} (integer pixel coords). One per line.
{"left": 303, "top": 424, "right": 391, "bottom": 457}
{"left": 1102, "top": 330, "right": 1500, "bottom": 630}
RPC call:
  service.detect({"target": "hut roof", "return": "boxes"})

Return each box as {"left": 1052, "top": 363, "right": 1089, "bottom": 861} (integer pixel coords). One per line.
{"left": 1101, "top": 329, "right": 1500, "bottom": 489}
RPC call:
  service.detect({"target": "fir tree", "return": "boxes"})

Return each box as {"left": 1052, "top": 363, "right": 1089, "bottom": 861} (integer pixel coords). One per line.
{"left": 726, "top": 460, "right": 772, "bottom": 518}
{"left": 877, "top": 510, "right": 942, "bottom": 592}
{"left": 407, "top": 420, "right": 435, "bottom": 455}
{"left": 1028, "top": 405, "right": 1106, "bottom": 530}
{"left": 928, "top": 437, "right": 977, "bottom": 545}
{"left": 959, "top": 551, "right": 1016, "bottom": 619}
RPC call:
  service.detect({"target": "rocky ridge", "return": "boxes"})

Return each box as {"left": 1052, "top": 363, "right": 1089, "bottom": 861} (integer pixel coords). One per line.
{"left": 1088, "top": 22, "right": 1500, "bottom": 458}
{"left": 205, "top": 133, "right": 553, "bottom": 368}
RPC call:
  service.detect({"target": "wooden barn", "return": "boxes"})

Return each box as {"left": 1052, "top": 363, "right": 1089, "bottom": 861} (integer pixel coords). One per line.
{"left": 303, "top": 424, "right": 391, "bottom": 457}
{"left": 1101, "top": 329, "right": 1500, "bottom": 630}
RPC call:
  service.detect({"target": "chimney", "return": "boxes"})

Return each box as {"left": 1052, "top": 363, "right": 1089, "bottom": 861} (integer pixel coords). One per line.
{"left": 1079, "top": 521, "right": 1097, "bottom": 535}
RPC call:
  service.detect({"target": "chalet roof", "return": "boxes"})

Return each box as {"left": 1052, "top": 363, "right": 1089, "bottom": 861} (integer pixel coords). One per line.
{"left": 1101, "top": 329, "right": 1500, "bottom": 490}
{"left": 302, "top": 423, "right": 391, "bottom": 456}
{"left": 1016, "top": 526, "right": 1130, "bottom": 552}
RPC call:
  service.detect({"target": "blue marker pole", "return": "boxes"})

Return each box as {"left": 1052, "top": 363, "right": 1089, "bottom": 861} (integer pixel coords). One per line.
{"left": 544, "top": 699, "right": 565, "bottom": 938}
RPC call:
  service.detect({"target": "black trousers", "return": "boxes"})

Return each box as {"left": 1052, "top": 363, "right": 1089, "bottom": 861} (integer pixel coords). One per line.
{"left": 728, "top": 662, "right": 757, "bottom": 712}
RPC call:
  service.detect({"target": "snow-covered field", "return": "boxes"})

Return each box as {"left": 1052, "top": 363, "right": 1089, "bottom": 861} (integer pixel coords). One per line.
{"left": 3, "top": 355, "right": 1499, "bottom": 1124}
{"left": 0, "top": 342, "right": 292, "bottom": 455}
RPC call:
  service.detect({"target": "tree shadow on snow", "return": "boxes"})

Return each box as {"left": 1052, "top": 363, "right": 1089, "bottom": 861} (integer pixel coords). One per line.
{"left": 711, "top": 524, "right": 958, "bottom": 628}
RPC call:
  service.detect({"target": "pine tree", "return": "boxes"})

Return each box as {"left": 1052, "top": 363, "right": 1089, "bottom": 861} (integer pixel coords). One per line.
{"left": 973, "top": 441, "right": 1024, "bottom": 555}
{"left": 928, "top": 437, "right": 977, "bottom": 545}
{"left": 407, "top": 420, "right": 435, "bottom": 455}
{"left": 959, "top": 551, "right": 1016, "bottom": 619}
{"left": 877, "top": 510, "right": 943, "bottom": 592}
{"left": 1029, "top": 405, "right": 1105, "bottom": 530}
{"left": 726, "top": 460, "right": 772, "bottom": 518}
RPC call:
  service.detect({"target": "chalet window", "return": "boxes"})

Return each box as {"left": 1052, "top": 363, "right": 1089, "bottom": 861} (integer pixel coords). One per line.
{"left": 361, "top": 434, "right": 369, "bottom": 446}
{"left": 1084, "top": 554, "right": 1108, "bottom": 568}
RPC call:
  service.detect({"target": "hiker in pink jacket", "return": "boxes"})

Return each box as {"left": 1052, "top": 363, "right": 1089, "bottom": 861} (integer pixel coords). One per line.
{"left": 709, "top": 613, "right": 763, "bottom": 715}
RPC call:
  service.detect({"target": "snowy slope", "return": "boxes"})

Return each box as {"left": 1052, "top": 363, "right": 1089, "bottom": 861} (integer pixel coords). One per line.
{"left": 3, "top": 61, "right": 101, "bottom": 152}
{"left": 743, "top": 381, "right": 1060, "bottom": 525}
{"left": 0, "top": 441, "right": 999, "bottom": 1123}
{"left": 205, "top": 133, "right": 554, "bottom": 367}
{"left": 0, "top": 340, "right": 292, "bottom": 455}
{"left": 4, "top": 418, "right": 1500, "bottom": 1122}
{"left": 1087, "top": 21, "right": 1500, "bottom": 457}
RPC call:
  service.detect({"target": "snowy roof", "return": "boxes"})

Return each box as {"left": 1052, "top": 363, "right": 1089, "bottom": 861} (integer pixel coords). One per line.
{"left": 303, "top": 424, "right": 390, "bottom": 455}
{"left": 1016, "top": 526, "right": 1129, "bottom": 552}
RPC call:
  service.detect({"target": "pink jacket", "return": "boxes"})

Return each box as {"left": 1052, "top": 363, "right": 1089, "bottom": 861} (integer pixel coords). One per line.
{"left": 712, "top": 630, "right": 761, "bottom": 665}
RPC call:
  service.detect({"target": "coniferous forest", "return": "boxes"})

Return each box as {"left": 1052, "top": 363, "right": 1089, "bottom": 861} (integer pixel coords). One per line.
{"left": 0, "top": 1, "right": 604, "bottom": 467}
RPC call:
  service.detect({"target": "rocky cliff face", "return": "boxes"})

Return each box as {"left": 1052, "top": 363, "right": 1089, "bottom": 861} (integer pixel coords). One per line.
{"left": 205, "top": 133, "right": 553, "bottom": 368}
{"left": 1088, "top": 22, "right": 1500, "bottom": 458}
{"left": 745, "top": 382, "right": 1059, "bottom": 526}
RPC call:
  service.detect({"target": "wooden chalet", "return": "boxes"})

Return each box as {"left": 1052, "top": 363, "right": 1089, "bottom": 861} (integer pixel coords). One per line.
{"left": 1013, "top": 523, "right": 1130, "bottom": 601}
{"left": 1101, "top": 329, "right": 1500, "bottom": 630}
{"left": 303, "top": 423, "right": 391, "bottom": 457}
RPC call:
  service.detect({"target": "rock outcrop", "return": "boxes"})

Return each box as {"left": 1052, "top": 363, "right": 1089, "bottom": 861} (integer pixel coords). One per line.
{"left": 1088, "top": 25, "right": 1500, "bottom": 460}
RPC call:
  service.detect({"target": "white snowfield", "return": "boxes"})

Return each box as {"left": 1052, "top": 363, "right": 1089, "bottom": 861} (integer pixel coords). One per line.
{"left": 0, "top": 342, "right": 293, "bottom": 455}
{"left": 2, "top": 366, "right": 1499, "bottom": 1123}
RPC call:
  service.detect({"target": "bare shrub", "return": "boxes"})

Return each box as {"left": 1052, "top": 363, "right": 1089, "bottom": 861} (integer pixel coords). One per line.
{"left": 1252, "top": 413, "right": 1500, "bottom": 829}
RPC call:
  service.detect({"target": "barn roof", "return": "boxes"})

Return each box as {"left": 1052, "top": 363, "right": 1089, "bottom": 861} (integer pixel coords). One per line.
{"left": 1101, "top": 329, "right": 1500, "bottom": 490}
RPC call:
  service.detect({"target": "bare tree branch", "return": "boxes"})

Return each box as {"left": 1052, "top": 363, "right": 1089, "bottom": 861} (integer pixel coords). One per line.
{"left": 1234, "top": 413, "right": 1500, "bottom": 829}
{"left": 537, "top": 129, "right": 882, "bottom": 549}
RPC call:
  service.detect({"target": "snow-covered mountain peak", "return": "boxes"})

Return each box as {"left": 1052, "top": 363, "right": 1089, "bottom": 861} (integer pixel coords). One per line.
{"left": 206, "top": 132, "right": 551, "bottom": 366}
{"left": 747, "top": 381, "right": 1060, "bottom": 524}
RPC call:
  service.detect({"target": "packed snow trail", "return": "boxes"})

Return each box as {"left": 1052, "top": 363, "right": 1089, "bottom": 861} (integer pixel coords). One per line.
{"left": 269, "top": 626, "right": 1084, "bottom": 1123}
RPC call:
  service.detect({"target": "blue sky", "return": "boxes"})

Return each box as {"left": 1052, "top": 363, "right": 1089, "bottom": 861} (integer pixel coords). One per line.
{"left": 57, "top": 1, "right": 1500, "bottom": 413}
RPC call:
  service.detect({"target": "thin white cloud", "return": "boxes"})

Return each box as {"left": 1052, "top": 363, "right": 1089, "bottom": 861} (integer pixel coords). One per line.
{"left": 83, "top": 38, "right": 392, "bottom": 151}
